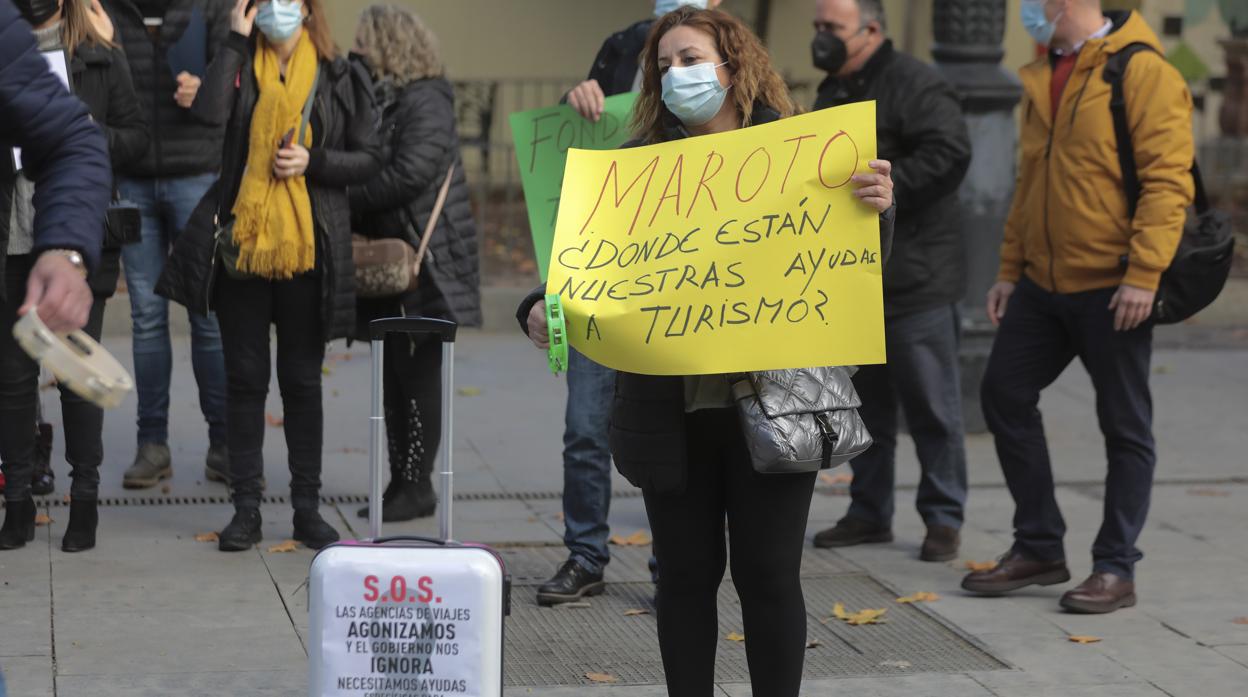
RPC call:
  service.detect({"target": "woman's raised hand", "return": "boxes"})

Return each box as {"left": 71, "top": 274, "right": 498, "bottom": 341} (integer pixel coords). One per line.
{"left": 231, "top": 0, "right": 258, "bottom": 36}
{"left": 852, "top": 159, "right": 895, "bottom": 214}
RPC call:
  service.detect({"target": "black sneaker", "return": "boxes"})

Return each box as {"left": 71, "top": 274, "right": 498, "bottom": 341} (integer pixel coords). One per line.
{"left": 204, "top": 443, "right": 229, "bottom": 484}
{"left": 536, "top": 560, "right": 605, "bottom": 607}
{"left": 219, "top": 508, "right": 262, "bottom": 552}
{"left": 293, "top": 509, "right": 340, "bottom": 550}
{"left": 812, "top": 517, "right": 893, "bottom": 549}
{"left": 358, "top": 480, "right": 437, "bottom": 522}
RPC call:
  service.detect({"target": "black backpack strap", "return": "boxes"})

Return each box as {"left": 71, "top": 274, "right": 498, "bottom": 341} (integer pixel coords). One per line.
{"left": 1102, "top": 42, "right": 1156, "bottom": 220}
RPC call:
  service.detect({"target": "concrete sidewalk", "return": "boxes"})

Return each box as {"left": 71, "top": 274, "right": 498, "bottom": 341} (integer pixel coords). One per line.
{"left": 1, "top": 328, "right": 1246, "bottom": 696}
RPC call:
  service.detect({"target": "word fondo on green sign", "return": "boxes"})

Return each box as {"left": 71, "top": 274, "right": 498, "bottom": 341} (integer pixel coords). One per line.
{"left": 509, "top": 92, "right": 638, "bottom": 280}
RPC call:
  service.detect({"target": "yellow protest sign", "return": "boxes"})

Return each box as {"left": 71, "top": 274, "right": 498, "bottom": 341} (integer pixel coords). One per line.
{"left": 546, "top": 101, "right": 885, "bottom": 376}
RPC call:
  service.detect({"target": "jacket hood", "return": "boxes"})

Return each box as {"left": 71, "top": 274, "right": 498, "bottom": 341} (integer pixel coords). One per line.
{"left": 1097, "top": 10, "right": 1164, "bottom": 55}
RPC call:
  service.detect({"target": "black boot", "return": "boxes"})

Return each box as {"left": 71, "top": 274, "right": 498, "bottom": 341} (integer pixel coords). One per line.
{"left": 219, "top": 508, "right": 262, "bottom": 552}
{"left": 61, "top": 499, "right": 98, "bottom": 552}
{"left": 293, "top": 509, "right": 340, "bottom": 550}
{"left": 356, "top": 476, "right": 401, "bottom": 519}
{"left": 0, "top": 497, "right": 37, "bottom": 550}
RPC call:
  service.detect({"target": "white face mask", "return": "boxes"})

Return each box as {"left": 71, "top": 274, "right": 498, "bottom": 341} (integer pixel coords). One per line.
{"left": 654, "top": 0, "right": 709, "bottom": 17}
{"left": 661, "top": 61, "right": 729, "bottom": 126}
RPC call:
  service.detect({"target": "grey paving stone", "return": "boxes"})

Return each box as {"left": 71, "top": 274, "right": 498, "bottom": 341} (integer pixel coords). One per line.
{"left": 0, "top": 655, "right": 53, "bottom": 697}
{"left": 55, "top": 670, "right": 306, "bottom": 697}
{"left": 721, "top": 674, "right": 996, "bottom": 697}
{"left": 0, "top": 602, "right": 51, "bottom": 658}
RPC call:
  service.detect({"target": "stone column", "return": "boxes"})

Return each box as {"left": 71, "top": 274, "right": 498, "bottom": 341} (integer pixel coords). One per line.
{"left": 931, "top": 0, "right": 1023, "bottom": 433}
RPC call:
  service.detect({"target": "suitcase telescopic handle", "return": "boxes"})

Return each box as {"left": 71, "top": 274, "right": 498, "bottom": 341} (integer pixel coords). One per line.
{"left": 369, "top": 317, "right": 457, "bottom": 342}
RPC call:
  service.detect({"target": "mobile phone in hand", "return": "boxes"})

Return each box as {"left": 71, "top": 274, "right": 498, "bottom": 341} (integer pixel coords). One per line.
{"left": 279, "top": 127, "right": 295, "bottom": 150}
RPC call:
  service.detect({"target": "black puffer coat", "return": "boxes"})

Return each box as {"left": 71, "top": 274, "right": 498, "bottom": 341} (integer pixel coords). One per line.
{"left": 100, "top": 0, "right": 233, "bottom": 178}
{"left": 156, "top": 33, "right": 381, "bottom": 341}
{"left": 349, "top": 76, "right": 481, "bottom": 330}
{"left": 815, "top": 40, "right": 971, "bottom": 318}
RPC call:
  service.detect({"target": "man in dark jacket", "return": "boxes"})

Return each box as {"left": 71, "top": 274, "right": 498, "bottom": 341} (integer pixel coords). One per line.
{"left": 99, "top": 0, "right": 233, "bottom": 490}
{"left": 809, "top": 0, "right": 973, "bottom": 562}
{"left": 1, "top": 0, "right": 111, "bottom": 544}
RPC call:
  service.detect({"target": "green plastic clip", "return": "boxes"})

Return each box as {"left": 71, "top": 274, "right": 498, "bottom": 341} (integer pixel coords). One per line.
{"left": 545, "top": 293, "right": 568, "bottom": 375}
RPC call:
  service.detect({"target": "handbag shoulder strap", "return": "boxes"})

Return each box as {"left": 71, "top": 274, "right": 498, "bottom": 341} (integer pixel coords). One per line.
{"left": 413, "top": 162, "right": 457, "bottom": 271}
{"left": 298, "top": 64, "right": 321, "bottom": 146}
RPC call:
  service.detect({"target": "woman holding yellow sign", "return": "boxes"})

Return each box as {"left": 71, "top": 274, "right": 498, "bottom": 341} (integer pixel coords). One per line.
{"left": 521, "top": 6, "right": 893, "bottom": 696}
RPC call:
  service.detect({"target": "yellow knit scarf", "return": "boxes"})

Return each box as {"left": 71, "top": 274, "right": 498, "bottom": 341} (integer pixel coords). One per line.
{"left": 230, "top": 32, "right": 318, "bottom": 279}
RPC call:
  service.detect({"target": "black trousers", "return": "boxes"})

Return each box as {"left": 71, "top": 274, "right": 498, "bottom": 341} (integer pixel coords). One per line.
{"left": 381, "top": 334, "right": 442, "bottom": 484}
{"left": 216, "top": 273, "right": 325, "bottom": 510}
{"left": 982, "top": 277, "right": 1155, "bottom": 579}
{"left": 643, "top": 408, "right": 817, "bottom": 697}
{"left": 0, "top": 255, "right": 40, "bottom": 502}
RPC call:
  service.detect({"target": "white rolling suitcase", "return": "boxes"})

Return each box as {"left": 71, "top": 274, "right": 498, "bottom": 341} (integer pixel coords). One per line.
{"left": 309, "top": 318, "right": 510, "bottom": 697}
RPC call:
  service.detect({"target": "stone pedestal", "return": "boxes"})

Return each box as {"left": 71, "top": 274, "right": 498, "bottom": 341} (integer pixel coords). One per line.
{"left": 931, "top": 0, "right": 1023, "bottom": 433}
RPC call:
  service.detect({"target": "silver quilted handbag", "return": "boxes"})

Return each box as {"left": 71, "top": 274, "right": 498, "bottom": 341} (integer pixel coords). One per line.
{"left": 730, "top": 367, "right": 873, "bottom": 474}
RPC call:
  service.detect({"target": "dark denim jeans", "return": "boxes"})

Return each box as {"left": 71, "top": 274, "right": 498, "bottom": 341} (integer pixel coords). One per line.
{"left": 562, "top": 347, "right": 615, "bottom": 575}
{"left": 118, "top": 174, "right": 227, "bottom": 447}
{"left": 982, "top": 277, "right": 1155, "bottom": 579}
{"left": 848, "top": 304, "right": 968, "bottom": 530}
{"left": 215, "top": 273, "right": 325, "bottom": 510}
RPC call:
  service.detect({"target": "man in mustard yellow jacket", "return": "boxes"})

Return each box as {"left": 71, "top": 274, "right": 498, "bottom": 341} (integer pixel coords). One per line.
{"left": 961, "top": 0, "right": 1193, "bottom": 614}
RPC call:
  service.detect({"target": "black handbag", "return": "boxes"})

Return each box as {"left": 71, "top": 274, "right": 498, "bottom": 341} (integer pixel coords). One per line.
{"left": 1105, "top": 44, "right": 1235, "bottom": 325}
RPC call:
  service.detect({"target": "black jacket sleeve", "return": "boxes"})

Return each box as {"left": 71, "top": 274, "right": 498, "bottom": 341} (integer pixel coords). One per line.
{"left": 306, "top": 64, "right": 381, "bottom": 188}
{"left": 348, "top": 87, "right": 453, "bottom": 214}
{"left": 187, "top": 0, "right": 238, "bottom": 126}
{"left": 516, "top": 285, "right": 545, "bottom": 336}
{"left": 189, "top": 31, "right": 249, "bottom": 128}
{"left": 0, "top": 3, "right": 110, "bottom": 269}
{"left": 889, "top": 79, "right": 972, "bottom": 216}
{"left": 103, "top": 47, "right": 150, "bottom": 169}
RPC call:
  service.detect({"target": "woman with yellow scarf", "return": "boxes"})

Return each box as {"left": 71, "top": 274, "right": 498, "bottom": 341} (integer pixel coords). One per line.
{"left": 159, "top": 0, "right": 380, "bottom": 552}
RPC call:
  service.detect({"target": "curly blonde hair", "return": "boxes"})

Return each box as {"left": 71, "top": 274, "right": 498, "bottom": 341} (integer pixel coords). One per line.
{"left": 354, "top": 4, "right": 444, "bottom": 84}
{"left": 632, "top": 7, "right": 797, "bottom": 144}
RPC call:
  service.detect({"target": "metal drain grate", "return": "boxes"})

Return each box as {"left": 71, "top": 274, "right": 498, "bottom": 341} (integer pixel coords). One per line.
{"left": 12, "top": 489, "right": 645, "bottom": 508}
{"left": 504, "top": 572, "right": 1007, "bottom": 687}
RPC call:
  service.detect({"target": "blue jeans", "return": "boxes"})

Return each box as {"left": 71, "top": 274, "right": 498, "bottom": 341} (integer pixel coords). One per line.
{"left": 848, "top": 304, "right": 968, "bottom": 530}
{"left": 562, "top": 347, "right": 615, "bottom": 575}
{"left": 119, "top": 174, "right": 227, "bottom": 446}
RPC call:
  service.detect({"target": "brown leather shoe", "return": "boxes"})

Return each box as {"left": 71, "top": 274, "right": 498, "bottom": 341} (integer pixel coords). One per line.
{"left": 920, "top": 525, "right": 960, "bottom": 562}
{"left": 1060, "top": 572, "right": 1136, "bottom": 614}
{"left": 961, "top": 550, "right": 1071, "bottom": 595}
{"left": 812, "top": 517, "right": 893, "bottom": 549}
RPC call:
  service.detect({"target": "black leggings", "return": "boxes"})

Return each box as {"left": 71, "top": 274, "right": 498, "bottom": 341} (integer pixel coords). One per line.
{"left": 643, "top": 407, "right": 817, "bottom": 697}
{"left": 382, "top": 334, "right": 441, "bottom": 484}
{"left": 216, "top": 272, "right": 325, "bottom": 510}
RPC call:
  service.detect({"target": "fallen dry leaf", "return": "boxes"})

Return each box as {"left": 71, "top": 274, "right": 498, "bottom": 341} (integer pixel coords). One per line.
{"left": 964, "top": 560, "right": 998, "bottom": 572}
{"left": 265, "top": 412, "right": 284, "bottom": 428}
{"left": 268, "top": 540, "right": 300, "bottom": 553}
{"left": 160, "top": 484, "right": 172, "bottom": 494}
{"left": 819, "top": 472, "right": 853, "bottom": 485}
{"left": 829, "top": 602, "right": 887, "bottom": 625}
{"left": 321, "top": 365, "right": 333, "bottom": 376}
{"left": 609, "top": 530, "right": 652, "bottom": 546}
{"left": 724, "top": 632, "right": 746, "bottom": 642}
{"left": 457, "top": 387, "right": 483, "bottom": 397}
{"left": 194, "top": 532, "right": 219, "bottom": 543}
{"left": 1231, "top": 617, "right": 1248, "bottom": 625}
{"left": 622, "top": 609, "right": 650, "bottom": 617}
{"left": 806, "top": 640, "right": 822, "bottom": 649}
{"left": 897, "top": 591, "right": 941, "bottom": 604}
{"left": 554, "top": 512, "right": 565, "bottom": 522}
{"left": 1068, "top": 635, "right": 1102, "bottom": 644}
{"left": 585, "top": 672, "right": 617, "bottom": 684}
{"left": 34, "top": 513, "right": 52, "bottom": 526}
{"left": 332, "top": 389, "right": 340, "bottom": 398}
{"left": 1187, "top": 488, "right": 1231, "bottom": 497}
{"left": 335, "top": 446, "right": 367, "bottom": 455}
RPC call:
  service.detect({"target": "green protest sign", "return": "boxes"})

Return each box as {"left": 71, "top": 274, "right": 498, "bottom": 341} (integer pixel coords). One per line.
{"left": 509, "top": 92, "right": 638, "bottom": 280}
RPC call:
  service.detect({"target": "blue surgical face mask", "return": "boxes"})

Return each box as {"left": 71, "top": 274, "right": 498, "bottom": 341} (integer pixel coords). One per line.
{"left": 256, "top": 0, "right": 304, "bottom": 42}
{"left": 661, "top": 61, "right": 729, "bottom": 127}
{"left": 1021, "top": 0, "right": 1061, "bottom": 46}
{"left": 654, "top": 0, "right": 709, "bottom": 17}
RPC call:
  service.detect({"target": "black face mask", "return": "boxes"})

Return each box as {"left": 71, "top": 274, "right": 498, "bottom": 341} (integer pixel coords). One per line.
{"left": 14, "top": 0, "right": 61, "bottom": 27}
{"left": 811, "top": 30, "right": 848, "bottom": 74}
